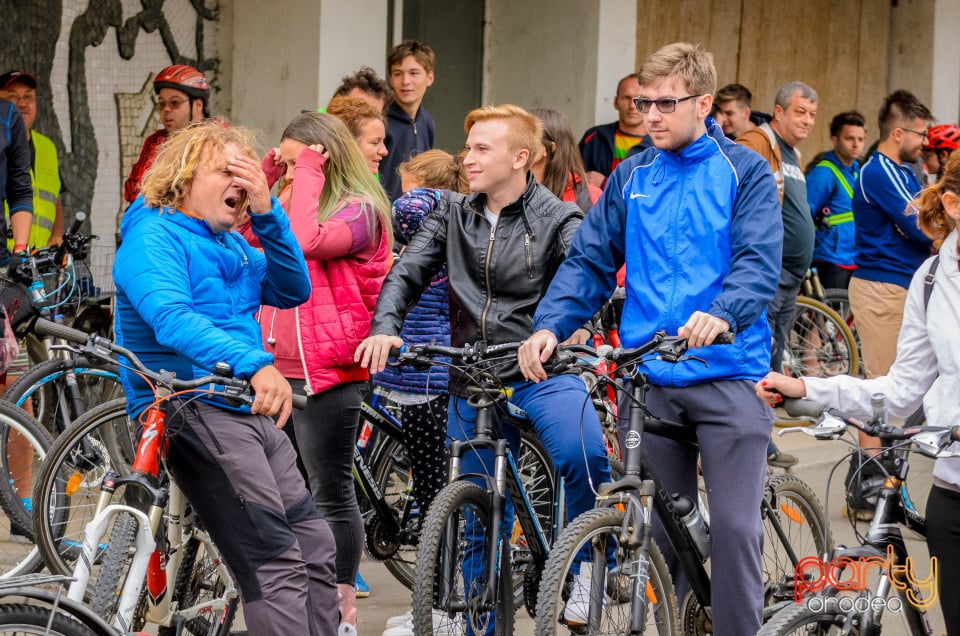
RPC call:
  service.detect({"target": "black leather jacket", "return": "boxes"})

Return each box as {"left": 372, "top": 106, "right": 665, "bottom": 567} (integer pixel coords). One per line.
{"left": 370, "top": 176, "right": 583, "bottom": 390}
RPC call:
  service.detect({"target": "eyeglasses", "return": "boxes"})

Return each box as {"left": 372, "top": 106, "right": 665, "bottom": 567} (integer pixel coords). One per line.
{"left": 900, "top": 127, "right": 928, "bottom": 140}
{"left": 157, "top": 98, "right": 188, "bottom": 111}
{"left": 633, "top": 94, "right": 702, "bottom": 114}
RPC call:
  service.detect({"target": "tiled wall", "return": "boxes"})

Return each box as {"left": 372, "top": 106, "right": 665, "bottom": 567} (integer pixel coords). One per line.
{"left": 44, "top": 0, "right": 223, "bottom": 281}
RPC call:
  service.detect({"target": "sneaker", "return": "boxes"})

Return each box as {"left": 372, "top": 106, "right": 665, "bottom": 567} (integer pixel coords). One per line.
{"left": 563, "top": 564, "right": 601, "bottom": 625}
{"left": 844, "top": 451, "right": 884, "bottom": 520}
{"left": 354, "top": 572, "right": 370, "bottom": 598}
{"left": 382, "top": 610, "right": 463, "bottom": 636}
{"left": 767, "top": 450, "right": 799, "bottom": 468}
{"left": 384, "top": 610, "right": 411, "bottom": 629}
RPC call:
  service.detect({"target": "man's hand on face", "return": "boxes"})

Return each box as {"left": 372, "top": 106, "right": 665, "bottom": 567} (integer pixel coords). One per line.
{"left": 228, "top": 153, "right": 272, "bottom": 214}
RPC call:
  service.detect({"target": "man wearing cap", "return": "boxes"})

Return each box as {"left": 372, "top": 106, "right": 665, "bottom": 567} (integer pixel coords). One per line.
{"left": 124, "top": 65, "right": 211, "bottom": 203}
{"left": 0, "top": 71, "right": 63, "bottom": 252}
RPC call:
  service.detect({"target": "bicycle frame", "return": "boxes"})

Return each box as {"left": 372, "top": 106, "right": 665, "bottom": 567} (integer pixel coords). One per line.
{"left": 353, "top": 392, "right": 408, "bottom": 537}
{"left": 66, "top": 389, "right": 239, "bottom": 633}
{"left": 440, "top": 383, "right": 562, "bottom": 616}
{"left": 805, "top": 444, "right": 933, "bottom": 635}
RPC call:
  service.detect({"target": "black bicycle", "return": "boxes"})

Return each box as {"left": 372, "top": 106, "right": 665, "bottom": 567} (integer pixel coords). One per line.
{"left": 534, "top": 332, "right": 830, "bottom": 635}
{"left": 758, "top": 397, "right": 958, "bottom": 635}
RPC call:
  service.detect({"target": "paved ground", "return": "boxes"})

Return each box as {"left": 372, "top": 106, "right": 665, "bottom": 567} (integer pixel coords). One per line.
{"left": 1, "top": 413, "right": 945, "bottom": 635}
{"left": 354, "top": 415, "right": 947, "bottom": 635}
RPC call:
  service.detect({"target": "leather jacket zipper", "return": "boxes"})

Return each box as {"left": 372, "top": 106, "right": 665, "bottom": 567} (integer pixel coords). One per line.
{"left": 524, "top": 233, "right": 535, "bottom": 279}
{"left": 480, "top": 223, "right": 496, "bottom": 341}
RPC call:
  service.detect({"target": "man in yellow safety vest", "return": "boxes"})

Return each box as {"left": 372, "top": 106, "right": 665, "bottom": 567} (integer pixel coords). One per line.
{"left": 0, "top": 71, "right": 62, "bottom": 251}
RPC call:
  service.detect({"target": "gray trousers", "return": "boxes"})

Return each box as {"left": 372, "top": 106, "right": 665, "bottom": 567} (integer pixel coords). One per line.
{"left": 619, "top": 380, "right": 772, "bottom": 636}
{"left": 165, "top": 402, "right": 339, "bottom": 636}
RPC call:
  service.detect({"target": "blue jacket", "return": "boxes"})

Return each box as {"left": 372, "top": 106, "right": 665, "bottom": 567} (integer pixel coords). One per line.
{"left": 381, "top": 102, "right": 435, "bottom": 201}
{"left": 0, "top": 100, "right": 33, "bottom": 264}
{"left": 852, "top": 152, "right": 932, "bottom": 288}
{"left": 114, "top": 197, "right": 310, "bottom": 419}
{"left": 806, "top": 151, "right": 858, "bottom": 268}
{"left": 535, "top": 123, "right": 782, "bottom": 386}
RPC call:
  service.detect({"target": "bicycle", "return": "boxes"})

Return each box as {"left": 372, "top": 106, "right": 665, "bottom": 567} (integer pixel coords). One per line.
{"left": 1, "top": 213, "right": 122, "bottom": 440}
{"left": 0, "top": 403, "right": 53, "bottom": 578}
{"left": 757, "top": 397, "right": 957, "bottom": 635}
{"left": 383, "top": 340, "right": 584, "bottom": 636}
{"left": 0, "top": 572, "right": 115, "bottom": 635}
{"left": 533, "top": 333, "right": 831, "bottom": 635}
{"left": 358, "top": 389, "right": 555, "bottom": 594}
{"left": 30, "top": 316, "right": 295, "bottom": 634}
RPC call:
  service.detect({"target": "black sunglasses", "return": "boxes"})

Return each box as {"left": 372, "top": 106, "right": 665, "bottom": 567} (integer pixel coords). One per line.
{"left": 632, "top": 94, "right": 702, "bottom": 114}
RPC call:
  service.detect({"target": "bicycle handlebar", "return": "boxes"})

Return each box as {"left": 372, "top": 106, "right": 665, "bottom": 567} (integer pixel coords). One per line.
{"left": 33, "top": 317, "right": 307, "bottom": 410}
{"left": 387, "top": 330, "right": 735, "bottom": 377}
{"left": 780, "top": 397, "right": 960, "bottom": 458}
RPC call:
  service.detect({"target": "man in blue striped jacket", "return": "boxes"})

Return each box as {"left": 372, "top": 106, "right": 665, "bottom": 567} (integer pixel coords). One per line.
{"left": 519, "top": 42, "right": 782, "bottom": 635}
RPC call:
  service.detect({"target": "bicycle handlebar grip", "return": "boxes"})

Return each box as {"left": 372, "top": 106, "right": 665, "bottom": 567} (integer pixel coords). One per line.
{"left": 32, "top": 317, "right": 90, "bottom": 345}
{"left": 713, "top": 331, "right": 735, "bottom": 345}
{"left": 292, "top": 394, "right": 307, "bottom": 410}
{"left": 67, "top": 212, "right": 86, "bottom": 236}
{"left": 782, "top": 398, "right": 825, "bottom": 419}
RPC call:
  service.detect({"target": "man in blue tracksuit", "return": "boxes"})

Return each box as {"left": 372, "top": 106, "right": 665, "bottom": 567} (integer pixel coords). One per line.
{"left": 519, "top": 43, "right": 782, "bottom": 635}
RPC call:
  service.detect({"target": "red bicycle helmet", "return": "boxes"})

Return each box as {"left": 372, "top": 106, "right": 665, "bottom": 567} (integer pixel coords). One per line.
{"left": 154, "top": 65, "right": 210, "bottom": 100}
{"left": 924, "top": 123, "right": 960, "bottom": 151}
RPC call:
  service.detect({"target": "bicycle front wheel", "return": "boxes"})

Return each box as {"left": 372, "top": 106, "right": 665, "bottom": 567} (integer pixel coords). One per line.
{"left": 783, "top": 297, "right": 858, "bottom": 378}
{"left": 762, "top": 475, "right": 832, "bottom": 608}
{"left": 33, "top": 398, "right": 135, "bottom": 576}
{"left": 534, "top": 506, "right": 679, "bottom": 635}
{"left": 0, "top": 402, "right": 51, "bottom": 578}
{"left": 413, "top": 480, "right": 514, "bottom": 636}
{"left": 0, "top": 603, "right": 99, "bottom": 636}
{"left": 757, "top": 601, "right": 861, "bottom": 635}
{"left": 3, "top": 357, "right": 123, "bottom": 438}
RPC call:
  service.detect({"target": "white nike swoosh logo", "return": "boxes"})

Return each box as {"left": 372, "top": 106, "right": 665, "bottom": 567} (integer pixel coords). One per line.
{"left": 630, "top": 192, "right": 651, "bottom": 199}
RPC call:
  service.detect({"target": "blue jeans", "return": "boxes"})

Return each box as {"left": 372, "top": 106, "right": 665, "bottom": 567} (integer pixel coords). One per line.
{"left": 767, "top": 267, "right": 805, "bottom": 373}
{"left": 448, "top": 374, "right": 611, "bottom": 635}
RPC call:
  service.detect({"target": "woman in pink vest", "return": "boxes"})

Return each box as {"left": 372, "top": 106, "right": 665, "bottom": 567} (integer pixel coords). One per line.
{"left": 253, "top": 112, "right": 393, "bottom": 634}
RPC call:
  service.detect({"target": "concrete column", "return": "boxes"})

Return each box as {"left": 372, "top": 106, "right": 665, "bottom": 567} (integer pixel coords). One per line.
{"left": 231, "top": 0, "right": 388, "bottom": 150}
{"left": 931, "top": 0, "right": 960, "bottom": 122}
{"left": 592, "top": 0, "right": 637, "bottom": 127}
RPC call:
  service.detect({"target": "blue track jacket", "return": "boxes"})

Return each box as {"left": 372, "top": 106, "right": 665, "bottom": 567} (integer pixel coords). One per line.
{"left": 534, "top": 123, "right": 782, "bottom": 386}
{"left": 852, "top": 152, "right": 932, "bottom": 289}
{"left": 114, "top": 197, "right": 310, "bottom": 419}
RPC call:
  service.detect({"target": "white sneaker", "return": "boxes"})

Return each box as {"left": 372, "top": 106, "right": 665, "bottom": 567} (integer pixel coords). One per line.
{"left": 563, "top": 564, "right": 600, "bottom": 625}
{"left": 384, "top": 610, "right": 411, "bottom": 629}
{"left": 382, "top": 609, "right": 463, "bottom": 636}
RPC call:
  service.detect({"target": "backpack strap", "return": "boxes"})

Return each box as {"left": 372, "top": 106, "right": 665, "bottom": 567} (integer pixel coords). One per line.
{"left": 923, "top": 255, "right": 940, "bottom": 313}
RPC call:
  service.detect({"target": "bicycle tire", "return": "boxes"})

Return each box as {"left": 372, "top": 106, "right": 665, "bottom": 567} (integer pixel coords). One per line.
{"left": 2, "top": 356, "right": 123, "bottom": 438}
{"left": 534, "top": 506, "right": 679, "bottom": 635}
{"left": 783, "top": 297, "right": 858, "bottom": 379}
{"left": 33, "top": 398, "right": 134, "bottom": 576}
{"left": 762, "top": 475, "right": 832, "bottom": 607}
{"left": 413, "top": 480, "right": 515, "bottom": 636}
{"left": 89, "top": 511, "right": 139, "bottom": 625}
{"left": 756, "top": 600, "right": 861, "bottom": 635}
{"left": 0, "top": 603, "right": 99, "bottom": 636}
{"left": 0, "top": 403, "right": 51, "bottom": 578}
{"left": 156, "top": 535, "right": 240, "bottom": 636}
{"left": 366, "top": 427, "right": 557, "bottom": 598}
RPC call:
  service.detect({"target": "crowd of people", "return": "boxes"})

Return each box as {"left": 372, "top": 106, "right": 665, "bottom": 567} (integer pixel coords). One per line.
{"left": 1, "top": 36, "right": 958, "bottom": 636}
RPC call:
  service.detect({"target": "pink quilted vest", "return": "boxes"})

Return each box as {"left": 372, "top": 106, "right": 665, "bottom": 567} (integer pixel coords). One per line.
{"left": 298, "top": 227, "right": 392, "bottom": 394}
